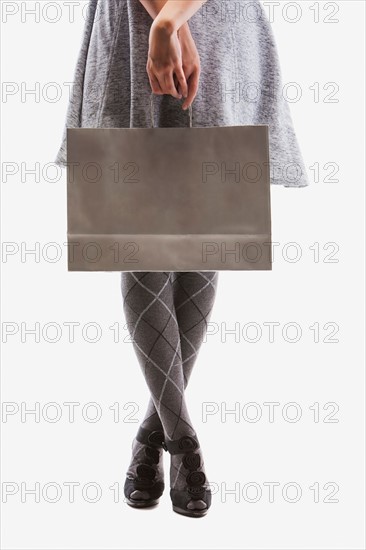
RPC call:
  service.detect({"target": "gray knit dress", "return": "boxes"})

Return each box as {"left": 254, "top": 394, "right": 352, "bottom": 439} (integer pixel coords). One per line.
{"left": 54, "top": 0, "right": 309, "bottom": 187}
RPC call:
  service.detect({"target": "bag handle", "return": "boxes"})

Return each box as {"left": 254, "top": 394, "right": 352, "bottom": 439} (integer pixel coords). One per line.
{"left": 149, "top": 91, "right": 193, "bottom": 128}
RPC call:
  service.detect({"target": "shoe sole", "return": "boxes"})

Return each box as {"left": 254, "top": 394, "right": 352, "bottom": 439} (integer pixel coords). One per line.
{"left": 172, "top": 505, "right": 208, "bottom": 518}
{"left": 126, "top": 497, "right": 160, "bottom": 508}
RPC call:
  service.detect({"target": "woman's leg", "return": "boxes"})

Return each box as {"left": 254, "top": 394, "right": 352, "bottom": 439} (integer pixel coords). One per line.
{"left": 136, "top": 271, "right": 219, "bottom": 432}
{"left": 121, "top": 271, "right": 219, "bottom": 510}
{"left": 171, "top": 271, "right": 219, "bottom": 386}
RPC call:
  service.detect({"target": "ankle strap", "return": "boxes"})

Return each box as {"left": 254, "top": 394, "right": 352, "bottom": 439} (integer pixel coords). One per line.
{"left": 165, "top": 435, "right": 200, "bottom": 455}
{"left": 136, "top": 427, "right": 167, "bottom": 450}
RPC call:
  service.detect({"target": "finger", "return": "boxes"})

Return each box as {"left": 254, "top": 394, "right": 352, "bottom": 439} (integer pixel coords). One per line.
{"left": 175, "top": 66, "right": 188, "bottom": 98}
{"left": 173, "top": 73, "right": 181, "bottom": 95}
{"left": 150, "top": 72, "right": 164, "bottom": 95}
{"left": 151, "top": 71, "right": 169, "bottom": 95}
{"left": 163, "top": 71, "right": 182, "bottom": 99}
{"left": 182, "top": 66, "right": 200, "bottom": 109}
{"left": 146, "top": 62, "right": 164, "bottom": 94}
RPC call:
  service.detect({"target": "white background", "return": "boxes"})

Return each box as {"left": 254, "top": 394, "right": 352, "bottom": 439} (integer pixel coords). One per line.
{"left": 1, "top": 1, "right": 365, "bottom": 549}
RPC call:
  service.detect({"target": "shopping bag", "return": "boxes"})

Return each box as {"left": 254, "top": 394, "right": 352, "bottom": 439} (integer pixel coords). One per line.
{"left": 66, "top": 93, "right": 272, "bottom": 271}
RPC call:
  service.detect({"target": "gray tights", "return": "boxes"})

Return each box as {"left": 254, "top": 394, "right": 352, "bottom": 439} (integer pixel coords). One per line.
{"left": 121, "top": 271, "right": 219, "bottom": 497}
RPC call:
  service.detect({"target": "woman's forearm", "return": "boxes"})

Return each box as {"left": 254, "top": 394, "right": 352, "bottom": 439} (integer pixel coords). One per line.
{"left": 139, "top": 0, "right": 208, "bottom": 33}
{"left": 138, "top": 0, "right": 169, "bottom": 20}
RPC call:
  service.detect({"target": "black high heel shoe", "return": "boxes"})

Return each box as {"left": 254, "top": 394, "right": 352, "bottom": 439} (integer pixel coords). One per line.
{"left": 165, "top": 435, "right": 212, "bottom": 518}
{"left": 124, "top": 426, "right": 168, "bottom": 508}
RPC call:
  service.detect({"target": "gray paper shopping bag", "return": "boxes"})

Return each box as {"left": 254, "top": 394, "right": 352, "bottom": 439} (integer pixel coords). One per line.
{"left": 66, "top": 94, "right": 272, "bottom": 271}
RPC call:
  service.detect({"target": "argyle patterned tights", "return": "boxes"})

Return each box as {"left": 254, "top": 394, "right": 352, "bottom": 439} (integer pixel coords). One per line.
{"left": 121, "top": 271, "right": 219, "bottom": 507}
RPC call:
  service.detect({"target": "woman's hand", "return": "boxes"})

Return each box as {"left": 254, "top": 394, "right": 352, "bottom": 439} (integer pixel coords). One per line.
{"left": 146, "top": 20, "right": 188, "bottom": 101}
{"left": 146, "top": 20, "right": 201, "bottom": 111}
{"left": 176, "top": 23, "right": 201, "bottom": 110}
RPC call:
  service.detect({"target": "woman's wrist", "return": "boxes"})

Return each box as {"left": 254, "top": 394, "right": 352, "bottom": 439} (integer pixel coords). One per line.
{"left": 151, "top": 18, "right": 189, "bottom": 40}
{"left": 177, "top": 21, "right": 189, "bottom": 38}
{"left": 152, "top": 16, "right": 177, "bottom": 36}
